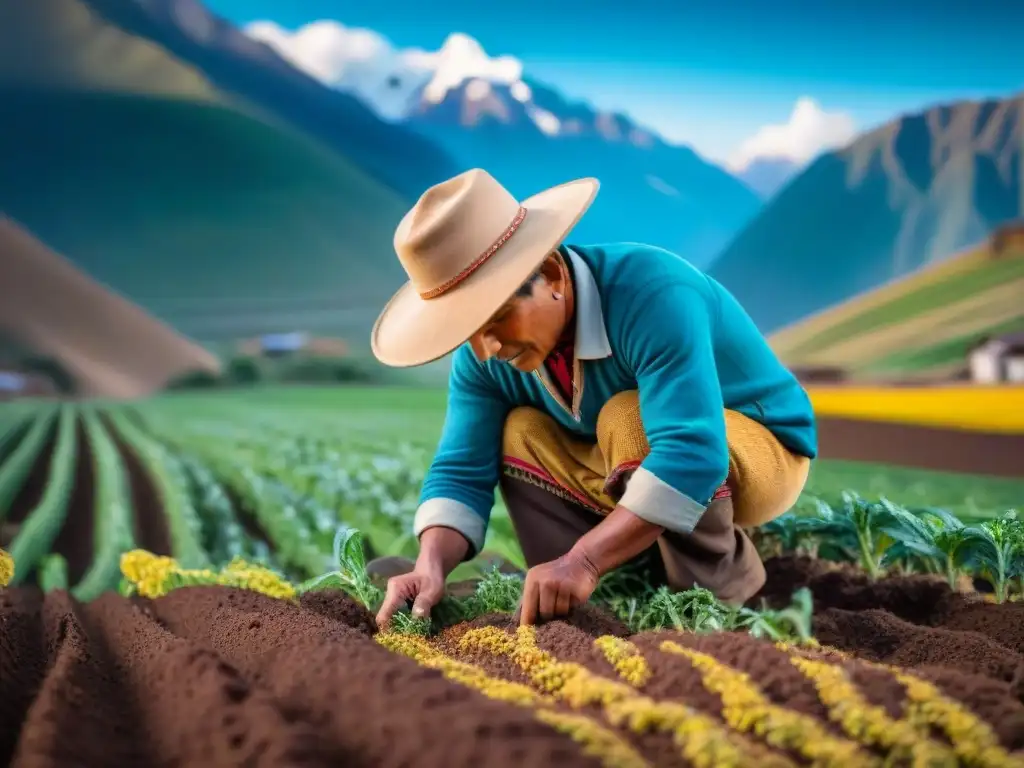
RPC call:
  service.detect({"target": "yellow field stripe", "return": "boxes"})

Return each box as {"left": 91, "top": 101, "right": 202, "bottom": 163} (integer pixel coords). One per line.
{"left": 534, "top": 709, "right": 653, "bottom": 768}
{"left": 787, "top": 654, "right": 957, "bottom": 765}
{"left": 459, "top": 626, "right": 795, "bottom": 768}
{"left": 895, "top": 672, "right": 1024, "bottom": 768}
{"left": 377, "top": 631, "right": 552, "bottom": 707}
{"left": 806, "top": 385, "right": 1024, "bottom": 434}
{"left": 594, "top": 636, "right": 651, "bottom": 687}
{"left": 659, "top": 640, "right": 879, "bottom": 767}
{"left": 376, "top": 631, "right": 650, "bottom": 768}
{"left": 776, "top": 642, "right": 1024, "bottom": 767}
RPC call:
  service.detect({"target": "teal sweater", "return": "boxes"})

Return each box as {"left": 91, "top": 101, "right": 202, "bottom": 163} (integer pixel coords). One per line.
{"left": 413, "top": 242, "right": 817, "bottom": 555}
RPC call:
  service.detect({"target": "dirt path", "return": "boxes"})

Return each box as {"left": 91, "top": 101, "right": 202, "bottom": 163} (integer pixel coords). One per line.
{"left": 816, "top": 417, "right": 1024, "bottom": 477}
{"left": 101, "top": 415, "right": 173, "bottom": 557}
{"left": 46, "top": 418, "right": 95, "bottom": 583}
{"left": 2, "top": 557, "right": 1023, "bottom": 766}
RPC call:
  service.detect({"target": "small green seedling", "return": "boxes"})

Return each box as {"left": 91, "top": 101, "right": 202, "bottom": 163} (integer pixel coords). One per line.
{"left": 961, "top": 511, "right": 1023, "bottom": 603}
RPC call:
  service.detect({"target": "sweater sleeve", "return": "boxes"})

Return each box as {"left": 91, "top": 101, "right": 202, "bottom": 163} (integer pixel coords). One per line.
{"left": 414, "top": 346, "right": 511, "bottom": 557}
{"left": 616, "top": 281, "right": 729, "bottom": 534}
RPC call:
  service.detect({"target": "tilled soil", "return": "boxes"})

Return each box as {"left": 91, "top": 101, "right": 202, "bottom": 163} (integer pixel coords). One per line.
{"left": 1, "top": 558, "right": 1023, "bottom": 767}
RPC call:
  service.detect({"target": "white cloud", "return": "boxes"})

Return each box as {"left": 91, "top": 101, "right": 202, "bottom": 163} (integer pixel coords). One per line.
{"left": 727, "top": 97, "right": 857, "bottom": 171}
{"left": 244, "top": 20, "right": 526, "bottom": 121}
{"left": 245, "top": 20, "right": 430, "bottom": 119}
{"left": 411, "top": 33, "right": 522, "bottom": 104}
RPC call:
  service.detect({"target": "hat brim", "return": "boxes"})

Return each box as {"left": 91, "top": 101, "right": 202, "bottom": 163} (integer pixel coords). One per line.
{"left": 370, "top": 177, "right": 599, "bottom": 368}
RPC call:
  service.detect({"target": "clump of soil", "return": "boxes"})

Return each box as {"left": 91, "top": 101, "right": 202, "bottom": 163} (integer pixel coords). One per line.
{"left": 299, "top": 588, "right": 376, "bottom": 635}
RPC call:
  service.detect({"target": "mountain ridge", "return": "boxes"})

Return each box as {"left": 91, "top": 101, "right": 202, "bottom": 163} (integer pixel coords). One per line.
{"left": 709, "top": 91, "right": 1023, "bottom": 333}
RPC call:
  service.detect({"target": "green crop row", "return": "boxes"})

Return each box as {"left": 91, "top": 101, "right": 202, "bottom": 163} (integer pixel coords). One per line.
{"left": 6, "top": 405, "right": 78, "bottom": 584}
{"left": 0, "top": 407, "right": 57, "bottom": 517}
{"left": 760, "top": 492, "right": 1024, "bottom": 602}
{"left": 1, "top": 396, "right": 1019, "bottom": 620}
{"left": 106, "top": 411, "right": 210, "bottom": 570}
{"left": 71, "top": 407, "right": 138, "bottom": 600}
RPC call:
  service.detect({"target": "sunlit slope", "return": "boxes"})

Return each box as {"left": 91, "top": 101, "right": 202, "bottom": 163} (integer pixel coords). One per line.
{"left": 0, "top": 217, "right": 221, "bottom": 398}
{"left": 0, "top": 0, "right": 219, "bottom": 98}
{"left": 769, "top": 237, "right": 1024, "bottom": 380}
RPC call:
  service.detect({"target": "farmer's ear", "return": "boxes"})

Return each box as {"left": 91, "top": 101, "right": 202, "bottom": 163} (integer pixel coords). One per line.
{"left": 538, "top": 250, "right": 566, "bottom": 291}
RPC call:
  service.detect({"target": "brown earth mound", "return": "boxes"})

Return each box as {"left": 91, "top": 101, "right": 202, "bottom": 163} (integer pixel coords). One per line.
{"left": 0, "top": 216, "right": 221, "bottom": 399}
{"left": 2, "top": 557, "right": 1023, "bottom": 767}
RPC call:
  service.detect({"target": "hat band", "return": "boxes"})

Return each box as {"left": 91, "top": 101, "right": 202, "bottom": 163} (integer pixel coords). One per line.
{"left": 419, "top": 206, "right": 528, "bottom": 300}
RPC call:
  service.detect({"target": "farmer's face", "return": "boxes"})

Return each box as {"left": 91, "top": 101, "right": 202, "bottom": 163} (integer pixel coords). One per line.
{"left": 469, "top": 252, "right": 570, "bottom": 372}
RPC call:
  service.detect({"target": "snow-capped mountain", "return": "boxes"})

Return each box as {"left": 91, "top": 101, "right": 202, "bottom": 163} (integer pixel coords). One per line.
{"left": 247, "top": 23, "right": 763, "bottom": 267}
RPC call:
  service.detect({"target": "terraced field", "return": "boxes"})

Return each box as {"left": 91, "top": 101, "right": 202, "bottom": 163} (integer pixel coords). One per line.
{"left": 768, "top": 238, "right": 1024, "bottom": 380}
{"left": 1, "top": 388, "right": 1023, "bottom": 766}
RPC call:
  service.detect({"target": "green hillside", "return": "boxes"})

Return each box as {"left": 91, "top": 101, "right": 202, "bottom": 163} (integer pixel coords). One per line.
{"left": 0, "top": 88, "right": 411, "bottom": 347}
{"left": 768, "top": 234, "right": 1024, "bottom": 379}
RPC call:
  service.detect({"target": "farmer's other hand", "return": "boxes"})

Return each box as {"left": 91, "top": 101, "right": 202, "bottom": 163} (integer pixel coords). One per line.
{"left": 375, "top": 566, "right": 445, "bottom": 630}
{"left": 515, "top": 551, "right": 599, "bottom": 626}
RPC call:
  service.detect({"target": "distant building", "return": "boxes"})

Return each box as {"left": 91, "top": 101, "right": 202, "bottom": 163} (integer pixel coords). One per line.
{"left": 0, "top": 369, "right": 58, "bottom": 400}
{"left": 237, "top": 333, "right": 349, "bottom": 360}
{"left": 967, "top": 333, "right": 1024, "bottom": 383}
{"left": 258, "top": 332, "right": 309, "bottom": 358}
{"left": 990, "top": 221, "right": 1024, "bottom": 257}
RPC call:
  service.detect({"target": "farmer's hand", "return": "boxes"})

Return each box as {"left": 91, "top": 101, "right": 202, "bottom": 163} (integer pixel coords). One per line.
{"left": 375, "top": 566, "right": 445, "bottom": 630}
{"left": 374, "top": 526, "right": 470, "bottom": 630}
{"left": 515, "top": 551, "right": 599, "bottom": 626}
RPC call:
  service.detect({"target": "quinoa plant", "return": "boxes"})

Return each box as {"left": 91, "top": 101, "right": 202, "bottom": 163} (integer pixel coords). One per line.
{"left": 877, "top": 501, "right": 971, "bottom": 588}
{"left": 961, "top": 511, "right": 1024, "bottom": 603}
{"left": 297, "top": 525, "right": 384, "bottom": 609}
{"left": 805, "top": 492, "right": 894, "bottom": 579}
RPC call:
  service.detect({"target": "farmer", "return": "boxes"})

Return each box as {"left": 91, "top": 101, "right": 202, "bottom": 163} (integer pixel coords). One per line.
{"left": 369, "top": 169, "right": 817, "bottom": 628}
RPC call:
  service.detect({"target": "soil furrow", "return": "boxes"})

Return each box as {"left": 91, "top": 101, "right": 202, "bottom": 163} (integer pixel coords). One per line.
{"left": 813, "top": 606, "right": 1024, "bottom": 689}
{"left": 0, "top": 588, "right": 47, "bottom": 765}
{"left": 441, "top": 617, "right": 797, "bottom": 768}
{"left": 146, "top": 586, "right": 603, "bottom": 768}
{"left": 758, "top": 555, "right": 954, "bottom": 624}
{"left": 102, "top": 415, "right": 173, "bottom": 557}
{"left": 3, "top": 552, "right": 1024, "bottom": 766}
{"left": 935, "top": 600, "right": 1024, "bottom": 655}
{"left": 10, "top": 590, "right": 152, "bottom": 766}
{"left": 758, "top": 555, "right": 1024, "bottom": 658}
{"left": 83, "top": 592, "right": 337, "bottom": 766}
{"left": 46, "top": 417, "right": 95, "bottom": 583}
{"left": 633, "top": 630, "right": 834, "bottom": 723}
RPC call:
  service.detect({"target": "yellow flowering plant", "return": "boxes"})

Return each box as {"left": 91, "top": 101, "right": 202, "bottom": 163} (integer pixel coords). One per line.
{"left": 0, "top": 547, "right": 14, "bottom": 587}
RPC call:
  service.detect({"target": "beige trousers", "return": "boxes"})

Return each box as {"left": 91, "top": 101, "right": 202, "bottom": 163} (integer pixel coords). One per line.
{"left": 499, "top": 390, "right": 811, "bottom": 603}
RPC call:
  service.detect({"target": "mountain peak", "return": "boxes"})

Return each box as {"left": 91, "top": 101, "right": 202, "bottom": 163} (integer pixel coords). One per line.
{"left": 417, "top": 32, "right": 523, "bottom": 105}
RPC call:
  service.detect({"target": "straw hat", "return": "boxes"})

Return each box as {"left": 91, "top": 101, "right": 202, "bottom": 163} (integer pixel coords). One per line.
{"left": 370, "top": 169, "right": 599, "bottom": 367}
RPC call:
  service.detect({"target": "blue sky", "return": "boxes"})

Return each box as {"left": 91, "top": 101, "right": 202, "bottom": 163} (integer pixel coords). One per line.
{"left": 209, "top": 0, "right": 1023, "bottom": 164}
